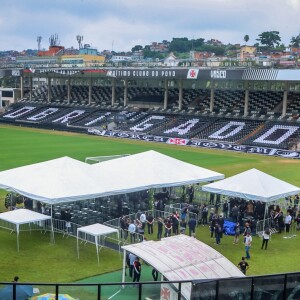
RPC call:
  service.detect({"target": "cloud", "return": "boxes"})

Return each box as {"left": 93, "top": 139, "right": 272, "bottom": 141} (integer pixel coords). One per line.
{"left": 0, "top": 0, "right": 299, "bottom": 51}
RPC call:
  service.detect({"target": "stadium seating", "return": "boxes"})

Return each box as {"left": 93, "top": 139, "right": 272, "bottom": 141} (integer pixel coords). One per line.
{"left": 193, "top": 118, "right": 263, "bottom": 143}
{"left": 4, "top": 85, "right": 300, "bottom": 150}
{"left": 244, "top": 122, "right": 300, "bottom": 149}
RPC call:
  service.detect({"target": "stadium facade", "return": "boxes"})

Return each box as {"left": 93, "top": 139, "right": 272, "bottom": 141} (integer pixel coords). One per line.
{"left": 1, "top": 67, "right": 300, "bottom": 158}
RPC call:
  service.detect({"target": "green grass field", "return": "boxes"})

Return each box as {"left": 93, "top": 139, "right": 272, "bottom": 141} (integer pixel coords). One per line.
{"left": 0, "top": 124, "right": 299, "bottom": 284}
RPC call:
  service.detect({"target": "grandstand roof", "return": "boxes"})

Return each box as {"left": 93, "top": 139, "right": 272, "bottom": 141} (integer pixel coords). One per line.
{"left": 122, "top": 235, "right": 245, "bottom": 300}
{"left": 0, "top": 150, "right": 224, "bottom": 204}
{"left": 202, "top": 168, "right": 300, "bottom": 202}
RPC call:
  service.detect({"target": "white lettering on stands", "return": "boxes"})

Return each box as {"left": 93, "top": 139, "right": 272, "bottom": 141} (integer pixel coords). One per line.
{"left": 27, "top": 108, "right": 59, "bottom": 121}
{"left": 106, "top": 69, "right": 176, "bottom": 78}
{"left": 84, "top": 115, "right": 106, "bottom": 126}
{"left": 164, "top": 119, "right": 199, "bottom": 135}
{"left": 209, "top": 121, "right": 245, "bottom": 139}
{"left": 210, "top": 70, "right": 226, "bottom": 79}
{"left": 253, "top": 125, "right": 299, "bottom": 145}
{"left": 3, "top": 106, "right": 36, "bottom": 118}
{"left": 130, "top": 115, "right": 165, "bottom": 131}
{"left": 52, "top": 110, "right": 85, "bottom": 124}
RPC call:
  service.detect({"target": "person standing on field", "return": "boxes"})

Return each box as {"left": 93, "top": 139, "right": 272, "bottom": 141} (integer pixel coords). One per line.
{"left": 238, "top": 257, "right": 249, "bottom": 275}
{"left": 261, "top": 227, "right": 271, "bottom": 250}
{"left": 244, "top": 232, "right": 252, "bottom": 259}
{"left": 133, "top": 257, "right": 142, "bottom": 283}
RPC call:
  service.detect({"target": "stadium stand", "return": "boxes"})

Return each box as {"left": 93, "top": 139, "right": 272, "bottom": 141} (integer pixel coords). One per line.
{"left": 244, "top": 121, "right": 300, "bottom": 149}
{"left": 4, "top": 75, "right": 300, "bottom": 151}
{"left": 193, "top": 118, "right": 264, "bottom": 143}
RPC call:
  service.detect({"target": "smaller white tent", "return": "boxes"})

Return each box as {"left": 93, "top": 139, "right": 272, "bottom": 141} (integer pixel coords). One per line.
{"left": 0, "top": 209, "right": 52, "bottom": 251}
{"left": 202, "top": 168, "right": 300, "bottom": 202}
{"left": 77, "top": 223, "right": 119, "bottom": 265}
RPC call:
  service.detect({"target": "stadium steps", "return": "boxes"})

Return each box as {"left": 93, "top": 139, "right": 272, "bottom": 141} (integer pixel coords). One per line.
{"left": 237, "top": 123, "right": 265, "bottom": 145}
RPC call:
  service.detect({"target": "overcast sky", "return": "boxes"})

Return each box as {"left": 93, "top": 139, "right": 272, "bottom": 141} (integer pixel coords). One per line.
{"left": 0, "top": 0, "right": 299, "bottom": 52}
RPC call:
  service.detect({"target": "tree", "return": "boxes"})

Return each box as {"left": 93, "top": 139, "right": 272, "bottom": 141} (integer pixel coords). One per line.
{"left": 244, "top": 35, "right": 249, "bottom": 45}
{"left": 169, "top": 37, "right": 190, "bottom": 52}
{"left": 290, "top": 35, "right": 300, "bottom": 48}
{"left": 131, "top": 45, "right": 143, "bottom": 52}
{"left": 256, "top": 31, "right": 281, "bottom": 48}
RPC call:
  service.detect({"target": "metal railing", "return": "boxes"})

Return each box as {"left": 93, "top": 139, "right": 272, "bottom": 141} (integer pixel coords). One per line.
{"left": 1, "top": 271, "right": 299, "bottom": 300}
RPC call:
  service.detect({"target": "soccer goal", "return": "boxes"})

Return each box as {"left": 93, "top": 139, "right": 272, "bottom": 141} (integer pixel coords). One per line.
{"left": 85, "top": 154, "right": 130, "bottom": 164}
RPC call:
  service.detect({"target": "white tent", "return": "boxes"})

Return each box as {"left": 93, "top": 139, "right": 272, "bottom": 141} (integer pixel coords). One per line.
{"left": 202, "top": 168, "right": 300, "bottom": 228}
{"left": 122, "top": 235, "right": 244, "bottom": 300}
{"left": 0, "top": 209, "right": 52, "bottom": 251}
{"left": 202, "top": 168, "right": 300, "bottom": 202}
{"left": 0, "top": 156, "right": 102, "bottom": 204}
{"left": 0, "top": 150, "right": 224, "bottom": 204}
{"left": 90, "top": 150, "right": 225, "bottom": 194}
{"left": 77, "top": 223, "right": 120, "bottom": 264}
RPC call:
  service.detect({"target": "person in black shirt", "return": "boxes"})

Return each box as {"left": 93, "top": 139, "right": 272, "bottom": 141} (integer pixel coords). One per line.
{"left": 238, "top": 257, "right": 249, "bottom": 275}
{"left": 146, "top": 213, "right": 154, "bottom": 235}
{"left": 152, "top": 268, "right": 159, "bottom": 281}
{"left": 64, "top": 209, "right": 72, "bottom": 233}
{"left": 171, "top": 213, "right": 179, "bottom": 235}
{"left": 188, "top": 216, "right": 197, "bottom": 237}
{"left": 157, "top": 217, "right": 163, "bottom": 240}
{"left": 133, "top": 257, "right": 141, "bottom": 283}
{"left": 120, "top": 215, "right": 128, "bottom": 240}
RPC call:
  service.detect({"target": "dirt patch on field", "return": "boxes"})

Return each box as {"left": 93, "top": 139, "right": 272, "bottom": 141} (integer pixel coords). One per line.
{"left": 276, "top": 159, "right": 300, "bottom": 164}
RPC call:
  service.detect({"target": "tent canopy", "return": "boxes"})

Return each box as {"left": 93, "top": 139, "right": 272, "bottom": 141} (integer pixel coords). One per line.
{"left": 77, "top": 223, "right": 119, "bottom": 236}
{"left": 0, "top": 209, "right": 52, "bottom": 251}
{"left": 122, "top": 235, "right": 244, "bottom": 299}
{"left": 202, "top": 168, "right": 300, "bottom": 202}
{"left": 91, "top": 150, "right": 224, "bottom": 193}
{"left": 0, "top": 150, "right": 224, "bottom": 204}
{"left": 122, "top": 235, "right": 244, "bottom": 280}
{"left": 0, "top": 208, "right": 51, "bottom": 225}
{"left": 77, "top": 223, "right": 119, "bottom": 264}
{"left": 0, "top": 156, "right": 101, "bottom": 203}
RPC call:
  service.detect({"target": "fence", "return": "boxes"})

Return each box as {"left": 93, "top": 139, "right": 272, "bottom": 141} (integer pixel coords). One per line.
{"left": 1, "top": 271, "right": 300, "bottom": 300}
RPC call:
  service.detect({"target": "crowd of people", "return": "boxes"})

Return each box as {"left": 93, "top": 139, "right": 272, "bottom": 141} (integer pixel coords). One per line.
{"left": 120, "top": 207, "right": 199, "bottom": 244}
{"left": 119, "top": 190, "right": 300, "bottom": 283}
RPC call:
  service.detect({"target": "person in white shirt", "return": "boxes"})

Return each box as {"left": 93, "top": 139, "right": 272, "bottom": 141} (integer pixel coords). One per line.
{"left": 244, "top": 232, "right": 252, "bottom": 259}
{"left": 128, "top": 220, "right": 136, "bottom": 243}
{"left": 261, "top": 227, "right": 271, "bottom": 250}
{"left": 128, "top": 252, "right": 136, "bottom": 278}
{"left": 140, "top": 212, "right": 146, "bottom": 230}
{"left": 284, "top": 212, "right": 292, "bottom": 233}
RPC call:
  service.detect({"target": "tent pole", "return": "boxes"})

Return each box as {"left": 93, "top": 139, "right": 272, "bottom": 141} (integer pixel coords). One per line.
{"left": 17, "top": 224, "right": 19, "bottom": 252}
{"left": 50, "top": 205, "right": 55, "bottom": 245}
{"left": 96, "top": 236, "right": 99, "bottom": 265}
{"left": 263, "top": 203, "right": 268, "bottom": 230}
{"left": 77, "top": 230, "right": 80, "bottom": 259}
{"left": 122, "top": 249, "right": 126, "bottom": 288}
{"left": 50, "top": 218, "right": 55, "bottom": 245}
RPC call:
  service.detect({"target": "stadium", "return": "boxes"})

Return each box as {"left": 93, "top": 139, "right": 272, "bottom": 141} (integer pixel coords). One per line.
{"left": 0, "top": 65, "right": 300, "bottom": 299}
{"left": 2, "top": 67, "right": 300, "bottom": 157}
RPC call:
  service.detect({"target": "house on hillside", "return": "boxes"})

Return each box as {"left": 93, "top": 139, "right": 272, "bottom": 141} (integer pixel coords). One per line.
{"left": 238, "top": 46, "right": 257, "bottom": 60}
{"left": 163, "top": 52, "right": 179, "bottom": 66}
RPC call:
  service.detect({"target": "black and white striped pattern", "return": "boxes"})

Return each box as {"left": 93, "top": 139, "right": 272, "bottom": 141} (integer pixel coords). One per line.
{"left": 242, "top": 69, "right": 278, "bottom": 81}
